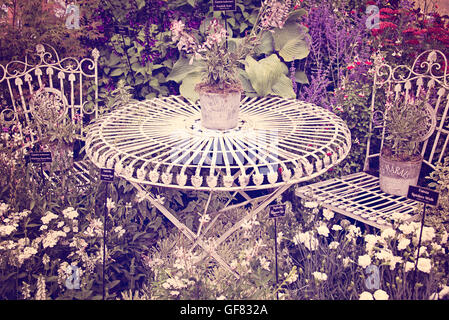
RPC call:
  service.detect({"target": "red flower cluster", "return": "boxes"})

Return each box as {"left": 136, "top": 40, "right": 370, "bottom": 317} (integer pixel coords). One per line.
{"left": 370, "top": 5, "right": 449, "bottom": 51}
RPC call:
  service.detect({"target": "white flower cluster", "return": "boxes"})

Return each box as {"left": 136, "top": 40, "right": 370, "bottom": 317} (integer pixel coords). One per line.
{"left": 359, "top": 289, "right": 389, "bottom": 300}
{"left": 114, "top": 226, "right": 125, "bottom": 239}
{"left": 293, "top": 230, "right": 319, "bottom": 251}
{"left": 84, "top": 218, "right": 103, "bottom": 237}
{"left": 42, "top": 230, "right": 67, "bottom": 248}
{"left": 312, "top": 271, "right": 328, "bottom": 282}
{"left": 0, "top": 203, "right": 30, "bottom": 237}
{"left": 62, "top": 207, "right": 79, "bottom": 220}
{"left": 292, "top": 200, "right": 449, "bottom": 300}
{"left": 41, "top": 211, "right": 58, "bottom": 225}
{"left": 357, "top": 254, "right": 371, "bottom": 269}
{"left": 162, "top": 275, "right": 195, "bottom": 297}
{"left": 241, "top": 213, "right": 261, "bottom": 239}
{"left": 172, "top": 246, "right": 201, "bottom": 274}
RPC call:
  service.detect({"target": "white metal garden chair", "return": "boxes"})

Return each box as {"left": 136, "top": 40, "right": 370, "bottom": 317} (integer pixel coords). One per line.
{"left": 0, "top": 44, "right": 100, "bottom": 184}
{"left": 295, "top": 50, "right": 449, "bottom": 230}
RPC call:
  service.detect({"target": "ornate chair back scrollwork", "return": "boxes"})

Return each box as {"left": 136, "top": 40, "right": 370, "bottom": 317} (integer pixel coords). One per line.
{"left": 296, "top": 50, "right": 449, "bottom": 229}
{"left": 0, "top": 44, "right": 100, "bottom": 184}
{"left": 0, "top": 44, "right": 99, "bottom": 148}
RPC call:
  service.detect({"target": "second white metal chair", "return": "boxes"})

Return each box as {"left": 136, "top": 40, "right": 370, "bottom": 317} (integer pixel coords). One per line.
{"left": 295, "top": 50, "right": 449, "bottom": 229}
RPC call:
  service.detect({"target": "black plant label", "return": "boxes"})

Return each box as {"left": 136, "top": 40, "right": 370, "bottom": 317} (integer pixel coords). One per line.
{"left": 29, "top": 152, "right": 52, "bottom": 163}
{"left": 213, "top": 0, "right": 236, "bottom": 11}
{"left": 269, "top": 204, "right": 286, "bottom": 218}
{"left": 100, "top": 168, "right": 114, "bottom": 182}
{"left": 407, "top": 185, "right": 439, "bottom": 206}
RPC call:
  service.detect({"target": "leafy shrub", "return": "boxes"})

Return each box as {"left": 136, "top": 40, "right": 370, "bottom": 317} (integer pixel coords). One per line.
{"left": 0, "top": 0, "right": 103, "bottom": 64}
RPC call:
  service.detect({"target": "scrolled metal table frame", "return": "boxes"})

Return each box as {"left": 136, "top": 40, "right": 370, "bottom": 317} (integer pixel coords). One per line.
{"left": 85, "top": 95, "right": 352, "bottom": 278}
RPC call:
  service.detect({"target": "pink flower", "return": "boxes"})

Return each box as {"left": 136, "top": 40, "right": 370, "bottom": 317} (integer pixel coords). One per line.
{"left": 380, "top": 21, "right": 398, "bottom": 30}
{"left": 170, "top": 20, "right": 185, "bottom": 41}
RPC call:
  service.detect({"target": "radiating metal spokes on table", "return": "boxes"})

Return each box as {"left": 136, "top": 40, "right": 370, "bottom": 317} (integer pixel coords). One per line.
{"left": 85, "top": 96, "right": 352, "bottom": 278}
{"left": 86, "top": 96, "right": 351, "bottom": 191}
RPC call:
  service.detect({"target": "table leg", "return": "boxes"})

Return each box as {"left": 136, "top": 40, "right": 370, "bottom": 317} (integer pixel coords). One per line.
{"left": 129, "top": 181, "right": 240, "bottom": 278}
{"left": 189, "top": 191, "right": 269, "bottom": 252}
{"left": 198, "top": 183, "right": 293, "bottom": 262}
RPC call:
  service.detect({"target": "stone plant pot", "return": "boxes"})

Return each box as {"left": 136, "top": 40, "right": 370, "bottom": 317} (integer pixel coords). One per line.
{"left": 379, "top": 153, "right": 423, "bottom": 197}
{"left": 198, "top": 89, "right": 241, "bottom": 130}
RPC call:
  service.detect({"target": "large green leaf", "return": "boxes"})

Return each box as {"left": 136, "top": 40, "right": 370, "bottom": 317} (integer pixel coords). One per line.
{"left": 272, "top": 74, "right": 296, "bottom": 98}
{"left": 110, "top": 68, "right": 124, "bottom": 77}
{"left": 179, "top": 72, "right": 203, "bottom": 102}
{"left": 166, "top": 57, "right": 206, "bottom": 83}
{"left": 272, "top": 22, "right": 310, "bottom": 62}
{"left": 279, "top": 38, "right": 309, "bottom": 62}
{"left": 295, "top": 70, "right": 309, "bottom": 84}
{"left": 254, "top": 31, "right": 274, "bottom": 56}
{"left": 238, "top": 68, "right": 256, "bottom": 96}
{"left": 244, "top": 54, "right": 287, "bottom": 97}
{"left": 109, "top": 52, "right": 122, "bottom": 65}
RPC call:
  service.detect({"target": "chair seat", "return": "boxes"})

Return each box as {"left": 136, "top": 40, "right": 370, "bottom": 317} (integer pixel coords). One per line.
{"left": 295, "top": 172, "right": 419, "bottom": 229}
{"left": 72, "top": 160, "right": 95, "bottom": 186}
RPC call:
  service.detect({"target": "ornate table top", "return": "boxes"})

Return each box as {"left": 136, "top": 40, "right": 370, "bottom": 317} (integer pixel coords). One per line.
{"left": 85, "top": 95, "right": 351, "bottom": 191}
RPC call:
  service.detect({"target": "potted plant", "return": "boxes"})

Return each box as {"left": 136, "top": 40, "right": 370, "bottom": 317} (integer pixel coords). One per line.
{"left": 379, "top": 91, "right": 436, "bottom": 196}
{"left": 167, "top": 0, "right": 310, "bottom": 130}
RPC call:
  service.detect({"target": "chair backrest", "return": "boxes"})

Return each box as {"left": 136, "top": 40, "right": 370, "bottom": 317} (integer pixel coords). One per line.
{"left": 0, "top": 44, "right": 99, "bottom": 147}
{"left": 364, "top": 50, "right": 449, "bottom": 173}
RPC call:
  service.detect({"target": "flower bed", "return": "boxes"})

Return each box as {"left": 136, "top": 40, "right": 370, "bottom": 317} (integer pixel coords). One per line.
{"left": 1, "top": 0, "right": 448, "bottom": 300}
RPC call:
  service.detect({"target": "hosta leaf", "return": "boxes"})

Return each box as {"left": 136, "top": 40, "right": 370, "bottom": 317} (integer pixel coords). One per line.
{"left": 272, "top": 21, "right": 310, "bottom": 62}
{"left": 254, "top": 31, "right": 274, "bottom": 56}
{"left": 244, "top": 54, "right": 286, "bottom": 96}
{"left": 166, "top": 57, "right": 205, "bottom": 83}
{"left": 179, "top": 72, "right": 203, "bottom": 101}
{"left": 279, "top": 38, "right": 309, "bottom": 62}
{"left": 271, "top": 74, "right": 296, "bottom": 98}
{"left": 273, "top": 22, "right": 305, "bottom": 51}
{"left": 295, "top": 70, "right": 309, "bottom": 84}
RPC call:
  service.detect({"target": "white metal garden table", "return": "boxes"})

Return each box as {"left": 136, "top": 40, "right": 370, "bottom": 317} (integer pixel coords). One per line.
{"left": 85, "top": 95, "right": 352, "bottom": 278}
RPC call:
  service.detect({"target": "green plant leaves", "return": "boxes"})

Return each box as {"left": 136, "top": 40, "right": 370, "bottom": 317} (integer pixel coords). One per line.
{"left": 167, "top": 57, "right": 206, "bottom": 82}
{"left": 272, "top": 23, "right": 310, "bottom": 62}
{"left": 244, "top": 54, "right": 295, "bottom": 98}
{"left": 254, "top": 31, "right": 274, "bottom": 56}
{"left": 272, "top": 74, "right": 297, "bottom": 98}
{"left": 295, "top": 70, "right": 309, "bottom": 84}
{"left": 179, "top": 72, "right": 203, "bottom": 102}
{"left": 110, "top": 68, "right": 125, "bottom": 77}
